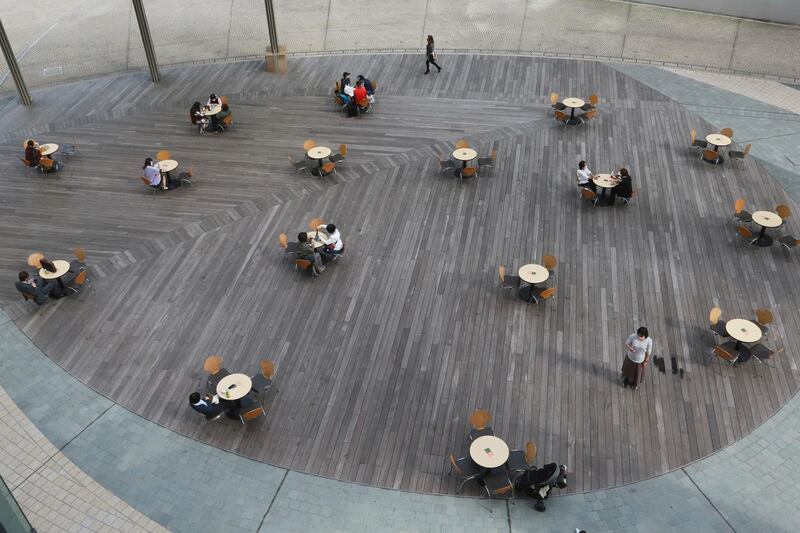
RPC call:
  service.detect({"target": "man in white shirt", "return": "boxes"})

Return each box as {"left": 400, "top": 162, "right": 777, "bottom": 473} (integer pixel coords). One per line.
{"left": 318, "top": 223, "right": 344, "bottom": 261}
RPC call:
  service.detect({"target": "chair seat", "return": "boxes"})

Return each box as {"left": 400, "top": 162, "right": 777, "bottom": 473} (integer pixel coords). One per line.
{"left": 710, "top": 321, "right": 728, "bottom": 337}
{"left": 477, "top": 158, "right": 494, "bottom": 167}
{"left": 580, "top": 103, "right": 594, "bottom": 111}
{"left": 778, "top": 235, "right": 798, "bottom": 249}
{"left": 728, "top": 150, "right": 744, "bottom": 160}
{"left": 329, "top": 154, "right": 344, "bottom": 163}
{"left": 483, "top": 472, "right": 513, "bottom": 497}
{"left": 750, "top": 343, "right": 775, "bottom": 362}
{"left": 720, "top": 341, "right": 750, "bottom": 363}
{"left": 506, "top": 449, "right": 528, "bottom": 472}
{"left": 501, "top": 275, "right": 521, "bottom": 289}
{"left": 756, "top": 323, "right": 769, "bottom": 337}
{"left": 735, "top": 210, "right": 753, "bottom": 223}
{"left": 692, "top": 140, "right": 708, "bottom": 149}
{"left": 468, "top": 426, "right": 494, "bottom": 441}
{"left": 552, "top": 102, "right": 567, "bottom": 111}
{"left": 455, "top": 456, "right": 483, "bottom": 479}
{"left": 285, "top": 242, "right": 300, "bottom": 253}
{"left": 251, "top": 373, "right": 271, "bottom": 393}
{"left": 206, "top": 368, "right": 230, "bottom": 394}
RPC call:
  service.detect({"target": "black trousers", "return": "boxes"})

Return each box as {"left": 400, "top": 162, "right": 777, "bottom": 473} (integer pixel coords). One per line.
{"left": 425, "top": 56, "right": 441, "bottom": 72}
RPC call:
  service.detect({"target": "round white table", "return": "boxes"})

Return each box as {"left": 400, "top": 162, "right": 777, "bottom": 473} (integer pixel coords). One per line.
{"left": 452, "top": 148, "right": 477, "bottom": 168}
{"left": 518, "top": 264, "right": 549, "bottom": 302}
{"left": 593, "top": 173, "right": 619, "bottom": 205}
{"left": 307, "top": 146, "right": 331, "bottom": 175}
{"left": 307, "top": 229, "right": 329, "bottom": 249}
{"left": 706, "top": 134, "right": 731, "bottom": 151}
{"left": 470, "top": 435, "right": 510, "bottom": 469}
{"left": 751, "top": 211, "right": 783, "bottom": 247}
{"left": 726, "top": 319, "right": 762, "bottom": 344}
{"left": 202, "top": 104, "right": 222, "bottom": 116}
{"left": 157, "top": 159, "right": 179, "bottom": 172}
{"left": 216, "top": 373, "right": 252, "bottom": 401}
{"left": 562, "top": 97, "right": 585, "bottom": 125}
{"left": 39, "top": 260, "right": 70, "bottom": 280}
{"left": 38, "top": 143, "right": 59, "bottom": 156}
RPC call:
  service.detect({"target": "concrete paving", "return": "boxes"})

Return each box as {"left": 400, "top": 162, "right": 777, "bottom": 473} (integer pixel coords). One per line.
{"left": 2, "top": 0, "right": 800, "bottom": 94}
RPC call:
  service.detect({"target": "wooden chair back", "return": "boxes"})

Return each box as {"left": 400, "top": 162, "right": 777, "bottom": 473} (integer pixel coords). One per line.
{"left": 460, "top": 167, "right": 478, "bottom": 178}
{"left": 720, "top": 127, "right": 733, "bottom": 138}
{"left": 524, "top": 441, "right": 537, "bottom": 464}
{"left": 303, "top": 140, "right": 316, "bottom": 151}
{"left": 539, "top": 287, "right": 557, "bottom": 300}
{"left": 775, "top": 204, "right": 791, "bottom": 219}
{"left": 469, "top": 409, "right": 491, "bottom": 430}
{"left": 260, "top": 360, "right": 275, "bottom": 379}
{"left": 339, "top": 144, "right": 348, "bottom": 156}
{"left": 490, "top": 149, "right": 497, "bottom": 161}
{"left": 494, "top": 483, "right": 513, "bottom": 495}
{"left": 702, "top": 149, "right": 719, "bottom": 162}
{"left": 27, "top": 253, "right": 44, "bottom": 268}
{"left": 713, "top": 345, "right": 737, "bottom": 363}
{"left": 20, "top": 158, "right": 32, "bottom": 167}
{"left": 203, "top": 355, "right": 223, "bottom": 374}
{"left": 629, "top": 187, "right": 641, "bottom": 199}
{"left": 581, "top": 188, "right": 597, "bottom": 201}
{"left": 588, "top": 94, "right": 599, "bottom": 106}
{"left": 220, "top": 95, "right": 229, "bottom": 105}
{"left": 242, "top": 406, "right": 265, "bottom": 421}
{"left": 742, "top": 143, "right": 751, "bottom": 156}
{"left": 371, "top": 81, "right": 377, "bottom": 91}
{"left": 73, "top": 271, "right": 87, "bottom": 287}
{"left": 755, "top": 308, "right": 773, "bottom": 326}
{"left": 279, "top": 233, "right": 289, "bottom": 250}
{"left": 690, "top": 128, "right": 696, "bottom": 143}
{"left": 357, "top": 99, "right": 371, "bottom": 110}
{"left": 294, "top": 259, "right": 313, "bottom": 270}
{"left": 554, "top": 110, "right": 568, "bottom": 122}
{"left": 308, "top": 217, "right": 325, "bottom": 230}
{"left": 455, "top": 139, "right": 469, "bottom": 149}
{"left": 21, "top": 291, "right": 34, "bottom": 301}
{"left": 321, "top": 162, "right": 336, "bottom": 174}
{"left": 498, "top": 265, "right": 506, "bottom": 283}
{"left": 737, "top": 226, "right": 754, "bottom": 239}
{"left": 449, "top": 453, "right": 463, "bottom": 476}
{"left": 140, "top": 176, "right": 152, "bottom": 187}
{"left": 222, "top": 114, "right": 234, "bottom": 126}
{"left": 734, "top": 198, "right": 745, "bottom": 214}
{"left": 334, "top": 81, "right": 341, "bottom": 93}
{"left": 542, "top": 254, "right": 557, "bottom": 270}
{"left": 709, "top": 307, "right": 722, "bottom": 325}
{"left": 582, "top": 110, "right": 598, "bottom": 120}
{"left": 549, "top": 92, "right": 559, "bottom": 105}
{"left": 73, "top": 247, "right": 86, "bottom": 262}
{"left": 156, "top": 150, "right": 171, "bottom": 161}
{"left": 39, "top": 158, "right": 55, "bottom": 170}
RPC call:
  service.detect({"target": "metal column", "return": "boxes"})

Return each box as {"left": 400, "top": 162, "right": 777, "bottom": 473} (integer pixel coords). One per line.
{"left": 132, "top": 0, "right": 160, "bottom": 83}
{"left": 0, "top": 17, "right": 32, "bottom": 106}
{"left": 264, "top": 0, "right": 279, "bottom": 56}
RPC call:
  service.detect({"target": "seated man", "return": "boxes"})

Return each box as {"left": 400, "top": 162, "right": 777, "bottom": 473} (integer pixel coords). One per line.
{"left": 15, "top": 271, "right": 62, "bottom": 305}
{"left": 297, "top": 232, "right": 325, "bottom": 275}
{"left": 189, "top": 392, "right": 225, "bottom": 420}
{"left": 317, "top": 223, "right": 344, "bottom": 261}
{"left": 216, "top": 103, "right": 231, "bottom": 123}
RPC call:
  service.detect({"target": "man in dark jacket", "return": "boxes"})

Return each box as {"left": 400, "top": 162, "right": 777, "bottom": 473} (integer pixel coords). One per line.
{"left": 14, "top": 271, "right": 62, "bottom": 305}
{"left": 189, "top": 392, "right": 225, "bottom": 419}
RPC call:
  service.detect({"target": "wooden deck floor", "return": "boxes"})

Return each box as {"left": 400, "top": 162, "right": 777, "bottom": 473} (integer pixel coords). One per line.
{"left": 2, "top": 54, "right": 799, "bottom": 495}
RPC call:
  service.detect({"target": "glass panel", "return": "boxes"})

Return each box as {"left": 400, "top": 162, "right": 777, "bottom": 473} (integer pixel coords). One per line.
{"left": 0, "top": 474, "right": 33, "bottom": 533}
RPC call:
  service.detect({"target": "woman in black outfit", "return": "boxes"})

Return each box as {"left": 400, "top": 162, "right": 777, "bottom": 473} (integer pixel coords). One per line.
{"left": 609, "top": 168, "right": 633, "bottom": 204}
{"left": 424, "top": 35, "right": 442, "bottom": 74}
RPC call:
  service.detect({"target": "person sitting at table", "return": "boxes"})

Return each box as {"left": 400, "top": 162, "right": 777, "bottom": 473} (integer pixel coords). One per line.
{"left": 576, "top": 160, "right": 596, "bottom": 192}
{"left": 216, "top": 103, "right": 231, "bottom": 123}
{"left": 207, "top": 93, "right": 222, "bottom": 107}
{"left": 142, "top": 158, "right": 168, "bottom": 190}
{"left": 317, "top": 223, "right": 344, "bottom": 261}
{"left": 189, "top": 391, "right": 226, "bottom": 420}
{"left": 15, "top": 271, "right": 63, "bottom": 304}
{"left": 609, "top": 168, "right": 633, "bottom": 204}
{"left": 24, "top": 140, "right": 41, "bottom": 167}
{"left": 353, "top": 80, "right": 368, "bottom": 104}
{"left": 297, "top": 232, "right": 325, "bottom": 275}
{"left": 189, "top": 101, "right": 209, "bottom": 133}
{"left": 357, "top": 75, "right": 375, "bottom": 102}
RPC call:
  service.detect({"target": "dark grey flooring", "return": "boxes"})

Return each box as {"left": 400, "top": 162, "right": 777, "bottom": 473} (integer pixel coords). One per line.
{"left": 2, "top": 54, "right": 799, "bottom": 495}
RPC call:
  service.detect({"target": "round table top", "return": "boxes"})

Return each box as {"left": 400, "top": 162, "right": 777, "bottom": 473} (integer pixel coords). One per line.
{"left": 470, "top": 435, "right": 510, "bottom": 469}
{"left": 562, "top": 97, "right": 585, "bottom": 108}
{"left": 216, "top": 373, "right": 252, "bottom": 400}
{"left": 518, "top": 264, "right": 549, "bottom": 284}
{"left": 452, "top": 148, "right": 477, "bottom": 162}
{"left": 307, "top": 229, "right": 329, "bottom": 249}
{"left": 725, "top": 319, "right": 762, "bottom": 343}
{"left": 751, "top": 211, "right": 783, "bottom": 228}
{"left": 39, "top": 260, "right": 70, "bottom": 280}
{"left": 157, "top": 159, "right": 179, "bottom": 172}
{"left": 705, "top": 134, "right": 731, "bottom": 147}
{"left": 307, "top": 146, "right": 332, "bottom": 160}
{"left": 593, "top": 173, "right": 618, "bottom": 189}
{"left": 39, "top": 143, "right": 59, "bottom": 156}
{"left": 202, "top": 104, "right": 222, "bottom": 116}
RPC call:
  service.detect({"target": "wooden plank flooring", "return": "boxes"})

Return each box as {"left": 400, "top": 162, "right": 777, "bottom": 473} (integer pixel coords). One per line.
{"left": 2, "top": 54, "right": 800, "bottom": 495}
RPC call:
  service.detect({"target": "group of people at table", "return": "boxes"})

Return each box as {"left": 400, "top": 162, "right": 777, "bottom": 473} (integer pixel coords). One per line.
{"left": 141, "top": 156, "right": 184, "bottom": 191}
{"left": 189, "top": 93, "right": 232, "bottom": 134}
{"left": 576, "top": 160, "right": 633, "bottom": 205}
{"left": 292, "top": 224, "right": 345, "bottom": 276}
{"left": 14, "top": 254, "right": 85, "bottom": 305}
{"left": 335, "top": 72, "right": 376, "bottom": 116}
{"left": 22, "top": 139, "right": 63, "bottom": 172}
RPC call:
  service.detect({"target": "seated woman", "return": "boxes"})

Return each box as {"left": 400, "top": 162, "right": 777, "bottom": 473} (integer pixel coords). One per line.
{"left": 353, "top": 81, "right": 368, "bottom": 104}
{"left": 24, "top": 140, "right": 41, "bottom": 167}
{"left": 609, "top": 168, "right": 633, "bottom": 204}
{"left": 207, "top": 93, "right": 222, "bottom": 107}
{"left": 189, "top": 102, "right": 209, "bottom": 133}
{"left": 142, "top": 158, "right": 167, "bottom": 190}
{"left": 576, "top": 160, "right": 596, "bottom": 192}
